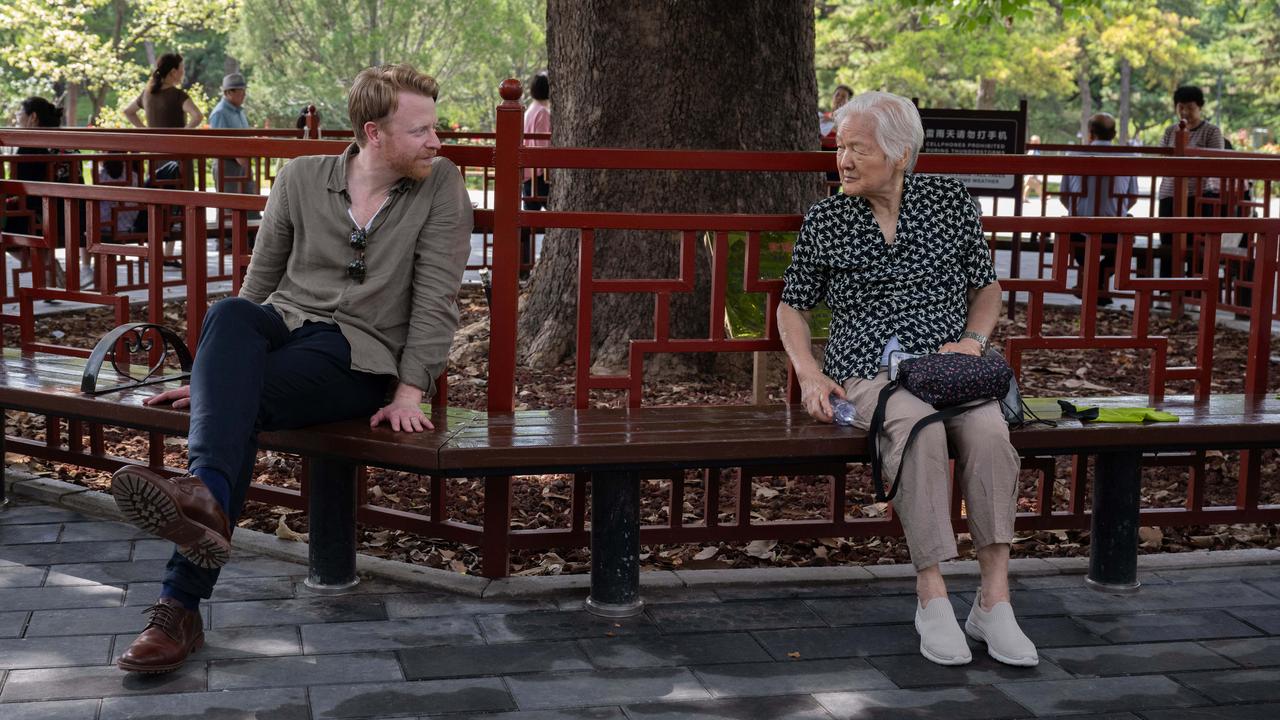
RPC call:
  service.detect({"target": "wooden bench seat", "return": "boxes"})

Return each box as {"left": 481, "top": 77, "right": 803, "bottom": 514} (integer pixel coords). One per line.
{"left": 3, "top": 352, "right": 1278, "bottom": 615}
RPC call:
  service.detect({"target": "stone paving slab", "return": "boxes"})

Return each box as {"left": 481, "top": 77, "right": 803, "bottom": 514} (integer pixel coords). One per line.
{"left": 0, "top": 610, "right": 29, "bottom": 638}
{"left": 866, "top": 651, "right": 1071, "bottom": 688}
{"left": 208, "top": 595, "right": 388, "bottom": 628}
{"left": 111, "top": 625, "right": 303, "bottom": 662}
{"left": 690, "top": 657, "right": 894, "bottom": 697}
{"left": 1169, "top": 667, "right": 1280, "bottom": 704}
{"left": 207, "top": 651, "right": 404, "bottom": 690}
{"left": 477, "top": 609, "right": 660, "bottom": 643}
{"left": 0, "top": 523, "right": 62, "bottom": 545}
{"left": 577, "top": 632, "right": 771, "bottom": 669}
{"left": 503, "top": 667, "right": 710, "bottom": 710}
{"left": 623, "top": 694, "right": 834, "bottom": 719}
{"left": 98, "top": 687, "right": 310, "bottom": 720}
{"left": 308, "top": 677, "right": 514, "bottom": 717}
{"left": 0, "top": 634, "right": 113, "bottom": 670}
{"left": 1039, "top": 641, "right": 1239, "bottom": 677}
{"left": 302, "top": 615, "right": 484, "bottom": 654}
{"left": 25, "top": 604, "right": 211, "bottom": 637}
{"left": 814, "top": 686, "right": 1030, "bottom": 719}
{"left": 400, "top": 639, "right": 592, "bottom": 679}
{"left": 0, "top": 663, "right": 207, "bottom": 702}
{"left": 44, "top": 559, "right": 172, "bottom": 586}
{"left": 646, "top": 599, "right": 827, "bottom": 633}
{"left": 994, "top": 675, "right": 1209, "bottom": 716}
{"left": 5, "top": 497, "right": 1280, "bottom": 719}
{"left": 0, "top": 699, "right": 103, "bottom": 720}
{"left": 1071, "top": 609, "right": 1262, "bottom": 643}
{"left": 1199, "top": 636, "right": 1280, "bottom": 667}
{"left": 0, "top": 539, "right": 133, "bottom": 565}
{"left": 0, "top": 565, "right": 47, "bottom": 588}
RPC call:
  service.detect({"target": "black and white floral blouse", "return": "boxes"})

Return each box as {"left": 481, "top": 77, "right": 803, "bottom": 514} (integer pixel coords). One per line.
{"left": 781, "top": 173, "right": 996, "bottom": 382}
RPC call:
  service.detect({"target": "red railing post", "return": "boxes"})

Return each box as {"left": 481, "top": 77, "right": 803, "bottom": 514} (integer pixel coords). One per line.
{"left": 488, "top": 79, "right": 523, "bottom": 413}
{"left": 1171, "top": 121, "right": 1189, "bottom": 316}
{"left": 304, "top": 105, "right": 320, "bottom": 140}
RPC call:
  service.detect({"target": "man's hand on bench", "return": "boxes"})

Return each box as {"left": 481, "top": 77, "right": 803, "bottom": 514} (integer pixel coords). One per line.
{"left": 145, "top": 386, "right": 191, "bottom": 410}
{"left": 370, "top": 382, "right": 433, "bottom": 433}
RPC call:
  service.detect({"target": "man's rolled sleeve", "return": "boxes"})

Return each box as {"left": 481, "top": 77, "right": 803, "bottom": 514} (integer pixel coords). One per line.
{"left": 781, "top": 214, "right": 829, "bottom": 311}
{"left": 957, "top": 186, "right": 997, "bottom": 289}
{"left": 238, "top": 162, "right": 294, "bottom": 303}
{"left": 396, "top": 160, "right": 473, "bottom": 394}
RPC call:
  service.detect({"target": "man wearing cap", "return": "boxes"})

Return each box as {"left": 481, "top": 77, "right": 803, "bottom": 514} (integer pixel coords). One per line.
{"left": 209, "top": 73, "right": 256, "bottom": 202}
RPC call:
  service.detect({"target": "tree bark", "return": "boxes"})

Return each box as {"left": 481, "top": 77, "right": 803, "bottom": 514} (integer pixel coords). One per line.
{"left": 976, "top": 77, "right": 997, "bottom": 109}
{"left": 1118, "top": 58, "right": 1131, "bottom": 144}
{"left": 521, "top": 0, "right": 823, "bottom": 374}
{"left": 1078, "top": 63, "right": 1091, "bottom": 142}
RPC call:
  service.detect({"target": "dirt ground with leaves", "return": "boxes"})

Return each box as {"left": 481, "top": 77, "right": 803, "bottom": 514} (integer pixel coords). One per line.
{"left": 5, "top": 286, "right": 1278, "bottom": 577}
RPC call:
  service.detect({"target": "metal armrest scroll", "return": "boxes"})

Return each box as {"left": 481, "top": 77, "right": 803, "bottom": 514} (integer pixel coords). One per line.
{"left": 81, "top": 323, "right": 193, "bottom": 395}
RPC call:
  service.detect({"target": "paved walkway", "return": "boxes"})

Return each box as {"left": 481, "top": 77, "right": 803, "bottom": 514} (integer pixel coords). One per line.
{"left": 2, "top": 494, "right": 1279, "bottom": 719}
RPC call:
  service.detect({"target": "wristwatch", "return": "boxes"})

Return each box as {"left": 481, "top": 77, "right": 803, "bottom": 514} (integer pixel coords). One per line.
{"left": 960, "top": 330, "right": 989, "bottom": 352}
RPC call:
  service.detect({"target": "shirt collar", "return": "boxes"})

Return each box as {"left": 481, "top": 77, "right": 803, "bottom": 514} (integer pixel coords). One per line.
{"left": 327, "top": 143, "right": 417, "bottom": 195}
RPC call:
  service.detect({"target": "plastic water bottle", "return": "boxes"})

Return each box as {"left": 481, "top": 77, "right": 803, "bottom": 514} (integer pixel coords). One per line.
{"left": 829, "top": 392, "right": 857, "bottom": 426}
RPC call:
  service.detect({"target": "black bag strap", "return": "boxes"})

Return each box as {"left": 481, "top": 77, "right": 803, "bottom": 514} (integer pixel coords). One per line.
{"left": 869, "top": 383, "right": 989, "bottom": 503}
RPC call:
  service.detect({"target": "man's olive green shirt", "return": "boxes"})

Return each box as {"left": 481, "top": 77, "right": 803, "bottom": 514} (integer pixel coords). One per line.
{"left": 239, "top": 144, "right": 472, "bottom": 397}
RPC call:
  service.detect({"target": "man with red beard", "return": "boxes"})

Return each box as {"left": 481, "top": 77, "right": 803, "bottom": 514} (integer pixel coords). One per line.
{"left": 108, "top": 64, "right": 472, "bottom": 673}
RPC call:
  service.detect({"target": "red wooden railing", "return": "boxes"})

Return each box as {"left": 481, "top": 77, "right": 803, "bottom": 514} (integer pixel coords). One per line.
{"left": 1, "top": 82, "right": 1278, "bottom": 577}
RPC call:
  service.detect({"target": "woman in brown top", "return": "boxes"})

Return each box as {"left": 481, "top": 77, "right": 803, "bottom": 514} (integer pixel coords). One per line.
{"left": 123, "top": 53, "right": 204, "bottom": 129}
{"left": 123, "top": 53, "right": 203, "bottom": 266}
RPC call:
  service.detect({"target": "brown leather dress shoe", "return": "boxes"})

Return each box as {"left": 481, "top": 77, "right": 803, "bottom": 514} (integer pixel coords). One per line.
{"left": 111, "top": 465, "right": 232, "bottom": 569}
{"left": 117, "top": 598, "right": 204, "bottom": 673}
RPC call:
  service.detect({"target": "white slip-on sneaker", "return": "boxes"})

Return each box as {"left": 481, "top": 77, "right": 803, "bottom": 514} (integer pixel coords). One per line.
{"left": 914, "top": 596, "right": 972, "bottom": 666}
{"left": 965, "top": 590, "right": 1039, "bottom": 666}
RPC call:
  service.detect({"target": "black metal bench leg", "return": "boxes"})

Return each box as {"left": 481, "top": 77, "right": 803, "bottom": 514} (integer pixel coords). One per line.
{"left": 1086, "top": 451, "right": 1142, "bottom": 593}
{"left": 303, "top": 458, "right": 360, "bottom": 594}
{"left": 585, "top": 470, "right": 643, "bottom": 617}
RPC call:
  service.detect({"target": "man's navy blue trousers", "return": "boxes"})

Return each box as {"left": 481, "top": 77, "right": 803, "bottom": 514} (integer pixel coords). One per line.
{"left": 164, "top": 298, "right": 390, "bottom": 599}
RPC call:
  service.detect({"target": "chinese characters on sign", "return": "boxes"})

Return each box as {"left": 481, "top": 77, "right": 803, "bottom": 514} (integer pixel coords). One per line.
{"left": 918, "top": 106, "right": 1025, "bottom": 197}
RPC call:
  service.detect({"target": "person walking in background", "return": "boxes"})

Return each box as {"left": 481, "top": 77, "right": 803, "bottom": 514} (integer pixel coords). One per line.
{"left": 1061, "top": 113, "right": 1137, "bottom": 307}
{"left": 1156, "top": 85, "right": 1224, "bottom": 279}
{"left": 124, "top": 53, "right": 204, "bottom": 130}
{"left": 208, "top": 72, "right": 260, "bottom": 220}
{"left": 521, "top": 71, "right": 551, "bottom": 276}
{"left": 822, "top": 84, "right": 853, "bottom": 196}
{"left": 123, "top": 53, "right": 203, "bottom": 268}
{"left": 1021, "top": 135, "right": 1043, "bottom": 203}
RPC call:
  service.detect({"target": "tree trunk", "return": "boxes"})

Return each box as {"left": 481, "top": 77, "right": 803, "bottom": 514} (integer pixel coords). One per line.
{"left": 1118, "top": 58, "right": 1131, "bottom": 144}
{"left": 1077, "top": 64, "right": 1091, "bottom": 142}
{"left": 976, "top": 77, "right": 997, "bottom": 109}
{"left": 520, "top": 0, "right": 822, "bottom": 374}
{"left": 64, "top": 83, "right": 79, "bottom": 127}
{"left": 144, "top": 40, "right": 157, "bottom": 68}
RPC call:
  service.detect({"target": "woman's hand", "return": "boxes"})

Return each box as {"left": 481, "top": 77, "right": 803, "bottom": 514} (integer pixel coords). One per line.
{"left": 798, "top": 371, "right": 844, "bottom": 423}
{"left": 938, "top": 338, "right": 983, "bottom": 356}
{"left": 145, "top": 385, "right": 191, "bottom": 409}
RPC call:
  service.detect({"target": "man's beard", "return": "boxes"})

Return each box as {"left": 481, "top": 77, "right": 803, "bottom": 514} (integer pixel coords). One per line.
{"left": 392, "top": 151, "right": 434, "bottom": 182}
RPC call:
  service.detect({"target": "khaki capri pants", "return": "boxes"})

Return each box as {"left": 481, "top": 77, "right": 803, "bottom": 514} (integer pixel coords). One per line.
{"left": 843, "top": 371, "right": 1021, "bottom": 570}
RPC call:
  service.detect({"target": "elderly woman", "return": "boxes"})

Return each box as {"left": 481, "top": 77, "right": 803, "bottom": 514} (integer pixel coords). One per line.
{"left": 778, "top": 91, "right": 1036, "bottom": 668}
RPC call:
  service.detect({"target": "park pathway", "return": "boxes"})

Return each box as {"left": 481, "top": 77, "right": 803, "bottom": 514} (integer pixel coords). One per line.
{"left": 2, "top": 491, "right": 1280, "bottom": 719}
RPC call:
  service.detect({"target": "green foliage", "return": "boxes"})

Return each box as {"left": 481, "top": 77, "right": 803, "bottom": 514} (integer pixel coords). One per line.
{"left": 816, "top": 0, "right": 1274, "bottom": 146}
{"left": 230, "top": 0, "right": 546, "bottom": 131}
{"left": 0, "top": 0, "right": 239, "bottom": 124}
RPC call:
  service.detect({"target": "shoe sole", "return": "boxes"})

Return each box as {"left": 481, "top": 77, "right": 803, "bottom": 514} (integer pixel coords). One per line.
{"left": 965, "top": 619, "right": 1039, "bottom": 667}
{"left": 117, "top": 633, "right": 204, "bottom": 673}
{"left": 111, "top": 469, "right": 230, "bottom": 570}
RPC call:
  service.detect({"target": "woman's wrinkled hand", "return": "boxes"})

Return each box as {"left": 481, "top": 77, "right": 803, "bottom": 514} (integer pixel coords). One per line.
{"left": 938, "top": 338, "right": 983, "bottom": 356}
{"left": 798, "top": 371, "right": 844, "bottom": 423}
{"left": 145, "top": 385, "right": 191, "bottom": 409}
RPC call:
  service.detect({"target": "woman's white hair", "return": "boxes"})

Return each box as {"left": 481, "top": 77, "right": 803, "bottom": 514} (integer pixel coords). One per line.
{"left": 833, "top": 91, "right": 925, "bottom": 173}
